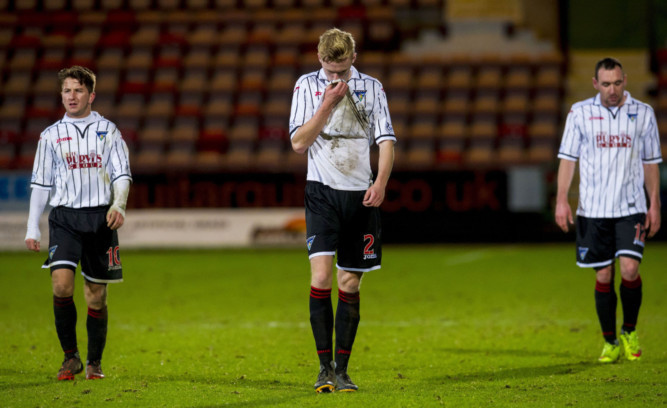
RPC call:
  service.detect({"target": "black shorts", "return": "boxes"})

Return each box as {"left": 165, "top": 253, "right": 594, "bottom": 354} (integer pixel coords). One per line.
{"left": 575, "top": 214, "right": 646, "bottom": 268}
{"left": 305, "top": 181, "right": 382, "bottom": 272}
{"left": 43, "top": 206, "right": 123, "bottom": 283}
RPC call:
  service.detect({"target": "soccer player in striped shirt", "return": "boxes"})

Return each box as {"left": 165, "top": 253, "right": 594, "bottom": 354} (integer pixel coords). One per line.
{"left": 555, "top": 57, "right": 662, "bottom": 363}
{"left": 290, "top": 28, "right": 396, "bottom": 392}
{"left": 24, "top": 66, "right": 132, "bottom": 380}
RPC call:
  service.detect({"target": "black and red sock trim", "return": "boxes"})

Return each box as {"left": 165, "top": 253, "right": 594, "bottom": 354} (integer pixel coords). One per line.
{"left": 621, "top": 276, "right": 642, "bottom": 289}
{"left": 338, "top": 289, "right": 360, "bottom": 304}
{"left": 595, "top": 280, "right": 612, "bottom": 293}
{"left": 310, "top": 286, "right": 332, "bottom": 299}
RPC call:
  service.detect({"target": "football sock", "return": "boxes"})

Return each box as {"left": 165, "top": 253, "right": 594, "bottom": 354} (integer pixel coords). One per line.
{"left": 53, "top": 295, "right": 78, "bottom": 358}
{"left": 334, "top": 289, "right": 360, "bottom": 372}
{"left": 86, "top": 306, "right": 108, "bottom": 363}
{"left": 594, "top": 280, "right": 617, "bottom": 344}
{"left": 310, "top": 287, "right": 334, "bottom": 366}
{"left": 620, "top": 275, "right": 642, "bottom": 334}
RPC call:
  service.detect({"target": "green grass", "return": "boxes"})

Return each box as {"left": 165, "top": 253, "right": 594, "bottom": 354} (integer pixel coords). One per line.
{"left": 1, "top": 243, "right": 666, "bottom": 407}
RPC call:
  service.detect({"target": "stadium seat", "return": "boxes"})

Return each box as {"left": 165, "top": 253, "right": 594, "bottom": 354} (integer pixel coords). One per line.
{"left": 179, "top": 69, "right": 207, "bottom": 95}
{"left": 475, "top": 66, "right": 503, "bottom": 91}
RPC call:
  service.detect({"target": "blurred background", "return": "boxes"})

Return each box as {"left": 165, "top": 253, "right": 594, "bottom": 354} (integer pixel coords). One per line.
{"left": 0, "top": 0, "right": 666, "bottom": 246}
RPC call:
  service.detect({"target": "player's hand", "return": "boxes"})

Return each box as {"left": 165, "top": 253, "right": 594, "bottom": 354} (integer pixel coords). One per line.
{"left": 25, "top": 238, "right": 40, "bottom": 252}
{"left": 645, "top": 205, "right": 661, "bottom": 238}
{"left": 363, "top": 184, "right": 385, "bottom": 207}
{"left": 323, "top": 80, "right": 348, "bottom": 107}
{"left": 106, "top": 210, "right": 125, "bottom": 230}
{"left": 555, "top": 201, "right": 574, "bottom": 232}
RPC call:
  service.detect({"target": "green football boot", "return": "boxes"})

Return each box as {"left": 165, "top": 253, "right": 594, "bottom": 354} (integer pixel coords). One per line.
{"left": 619, "top": 331, "right": 642, "bottom": 361}
{"left": 598, "top": 341, "right": 621, "bottom": 363}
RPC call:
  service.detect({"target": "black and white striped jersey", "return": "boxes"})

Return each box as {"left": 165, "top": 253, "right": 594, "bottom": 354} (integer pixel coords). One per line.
{"left": 558, "top": 92, "right": 662, "bottom": 218}
{"left": 289, "top": 66, "right": 396, "bottom": 191}
{"left": 30, "top": 111, "right": 132, "bottom": 208}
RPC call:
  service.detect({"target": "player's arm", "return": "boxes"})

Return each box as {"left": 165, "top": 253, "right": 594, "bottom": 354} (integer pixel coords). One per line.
{"left": 643, "top": 162, "right": 661, "bottom": 238}
{"left": 25, "top": 187, "right": 50, "bottom": 252}
{"left": 291, "top": 81, "right": 348, "bottom": 154}
{"left": 555, "top": 158, "right": 576, "bottom": 232}
{"left": 363, "top": 140, "right": 394, "bottom": 207}
{"left": 107, "top": 178, "right": 130, "bottom": 230}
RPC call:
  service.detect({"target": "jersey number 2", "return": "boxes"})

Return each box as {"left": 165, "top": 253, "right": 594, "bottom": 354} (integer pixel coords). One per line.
{"left": 363, "top": 234, "right": 375, "bottom": 255}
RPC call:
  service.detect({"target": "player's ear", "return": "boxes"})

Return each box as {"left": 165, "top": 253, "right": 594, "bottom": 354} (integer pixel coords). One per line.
{"left": 592, "top": 77, "right": 599, "bottom": 91}
{"left": 352, "top": 53, "right": 357, "bottom": 64}
{"left": 89, "top": 92, "right": 96, "bottom": 104}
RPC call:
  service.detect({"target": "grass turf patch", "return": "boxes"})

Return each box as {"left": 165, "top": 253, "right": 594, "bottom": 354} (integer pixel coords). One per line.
{"left": 1, "top": 243, "right": 665, "bottom": 407}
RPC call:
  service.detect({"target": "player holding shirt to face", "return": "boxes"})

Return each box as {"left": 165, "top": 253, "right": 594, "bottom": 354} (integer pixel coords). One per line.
{"left": 555, "top": 57, "right": 662, "bottom": 363}
{"left": 25, "top": 66, "right": 132, "bottom": 381}
{"left": 290, "top": 28, "right": 396, "bottom": 392}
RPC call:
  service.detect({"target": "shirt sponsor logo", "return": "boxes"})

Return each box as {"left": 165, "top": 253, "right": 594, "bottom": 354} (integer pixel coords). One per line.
{"left": 65, "top": 151, "right": 103, "bottom": 169}
{"left": 56, "top": 137, "right": 72, "bottom": 143}
{"left": 315, "top": 91, "right": 322, "bottom": 97}
{"left": 596, "top": 132, "right": 632, "bottom": 148}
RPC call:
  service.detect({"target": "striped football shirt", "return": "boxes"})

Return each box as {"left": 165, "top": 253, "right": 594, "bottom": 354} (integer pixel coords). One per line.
{"left": 289, "top": 66, "right": 396, "bottom": 191}
{"left": 558, "top": 91, "right": 662, "bottom": 218}
{"left": 30, "top": 111, "right": 132, "bottom": 208}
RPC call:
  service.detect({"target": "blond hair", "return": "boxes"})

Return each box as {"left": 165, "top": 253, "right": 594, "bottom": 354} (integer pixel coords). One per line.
{"left": 317, "top": 28, "right": 355, "bottom": 63}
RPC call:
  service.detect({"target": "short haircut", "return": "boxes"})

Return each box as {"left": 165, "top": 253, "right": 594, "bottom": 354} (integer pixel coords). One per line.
{"left": 594, "top": 57, "right": 623, "bottom": 79}
{"left": 58, "top": 66, "right": 96, "bottom": 93}
{"left": 317, "top": 28, "right": 355, "bottom": 63}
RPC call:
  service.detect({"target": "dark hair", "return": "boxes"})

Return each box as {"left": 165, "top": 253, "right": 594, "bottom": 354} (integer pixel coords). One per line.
{"left": 58, "top": 66, "right": 96, "bottom": 93}
{"left": 594, "top": 58, "right": 623, "bottom": 79}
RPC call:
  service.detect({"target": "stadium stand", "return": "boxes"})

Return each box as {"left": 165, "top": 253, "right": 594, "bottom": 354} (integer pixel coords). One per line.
{"left": 0, "top": 0, "right": 573, "bottom": 174}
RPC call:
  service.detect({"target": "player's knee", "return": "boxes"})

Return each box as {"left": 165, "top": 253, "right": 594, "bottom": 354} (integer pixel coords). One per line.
{"left": 337, "top": 270, "right": 361, "bottom": 293}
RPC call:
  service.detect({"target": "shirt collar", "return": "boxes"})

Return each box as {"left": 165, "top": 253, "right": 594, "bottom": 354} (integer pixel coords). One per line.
{"left": 593, "top": 90, "right": 633, "bottom": 107}
{"left": 317, "top": 65, "right": 360, "bottom": 85}
{"left": 61, "top": 111, "right": 101, "bottom": 125}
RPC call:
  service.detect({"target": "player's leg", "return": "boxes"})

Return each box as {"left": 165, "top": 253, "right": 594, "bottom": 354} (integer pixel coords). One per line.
{"left": 304, "top": 181, "right": 339, "bottom": 392}
{"left": 52, "top": 268, "right": 84, "bottom": 380}
{"left": 310, "top": 255, "right": 336, "bottom": 392}
{"left": 576, "top": 216, "right": 619, "bottom": 362}
{"left": 616, "top": 214, "right": 645, "bottom": 360}
{"left": 333, "top": 203, "right": 381, "bottom": 390}
{"left": 83, "top": 280, "right": 108, "bottom": 379}
{"left": 47, "top": 207, "right": 84, "bottom": 380}
{"left": 334, "top": 269, "right": 362, "bottom": 391}
{"left": 80, "top": 207, "right": 123, "bottom": 379}
{"left": 594, "top": 264, "right": 620, "bottom": 362}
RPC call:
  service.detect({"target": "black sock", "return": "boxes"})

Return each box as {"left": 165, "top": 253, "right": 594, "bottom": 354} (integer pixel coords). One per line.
{"left": 53, "top": 295, "right": 78, "bottom": 358}
{"left": 86, "top": 306, "right": 108, "bottom": 363}
{"left": 310, "top": 287, "right": 333, "bottom": 367}
{"left": 594, "top": 280, "right": 617, "bottom": 344}
{"left": 335, "top": 289, "right": 360, "bottom": 372}
{"left": 620, "top": 275, "right": 642, "bottom": 334}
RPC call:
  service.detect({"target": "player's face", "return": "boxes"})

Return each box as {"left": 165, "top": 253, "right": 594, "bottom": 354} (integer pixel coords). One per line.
{"left": 61, "top": 77, "right": 95, "bottom": 118}
{"left": 319, "top": 53, "right": 357, "bottom": 82}
{"left": 593, "top": 67, "right": 626, "bottom": 108}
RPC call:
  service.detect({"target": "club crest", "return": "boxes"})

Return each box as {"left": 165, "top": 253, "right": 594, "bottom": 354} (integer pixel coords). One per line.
{"left": 578, "top": 247, "right": 589, "bottom": 261}
{"left": 306, "top": 235, "right": 315, "bottom": 251}
{"left": 354, "top": 90, "right": 366, "bottom": 101}
{"left": 49, "top": 245, "right": 58, "bottom": 260}
{"left": 627, "top": 113, "right": 637, "bottom": 122}
{"left": 96, "top": 131, "right": 108, "bottom": 141}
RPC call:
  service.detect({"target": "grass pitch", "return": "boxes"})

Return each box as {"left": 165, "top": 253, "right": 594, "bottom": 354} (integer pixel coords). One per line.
{"left": 1, "top": 243, "right": 666, "bottom": 407}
